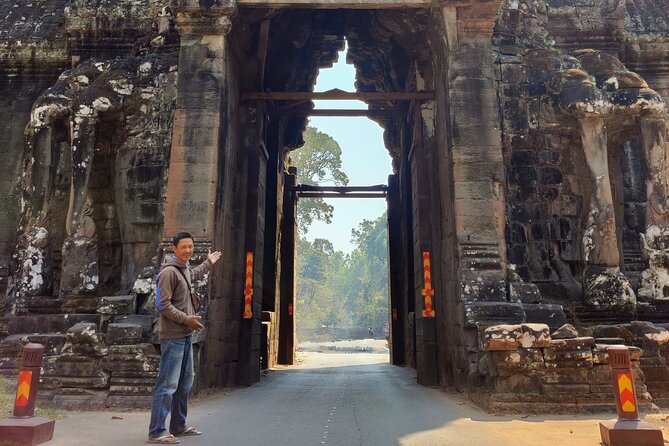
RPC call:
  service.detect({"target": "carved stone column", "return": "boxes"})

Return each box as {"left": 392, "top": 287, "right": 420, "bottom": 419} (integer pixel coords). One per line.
{"left": 60, "top": 107, "right": 99, "bottom": 296}
{"left": 164, "top": 2, "right": 238, "bottom": 388}
{"left": 442, "top": 2, "right": 508, "bottom": 301}
{"left": 578, "top": 116, "right": 620, "bottom": 267}
{"left": 437, "top": 1, "right": 513, "bottom": 389}
{"left": 640, "top": 115, "right": 669, "bottom": 233}
{"left": 638, "top": 113, "right": 669, "bottom": 302}
{"left": 163, "top": 8, "right": 234, "bottom": 240}
{"left": 578, "top": 115, "right": 635, "bottom": 307}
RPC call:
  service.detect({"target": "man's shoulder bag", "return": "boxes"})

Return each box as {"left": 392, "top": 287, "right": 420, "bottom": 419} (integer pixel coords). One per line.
{"left": 168, "top": 266, "right": 202, "bottom": 313}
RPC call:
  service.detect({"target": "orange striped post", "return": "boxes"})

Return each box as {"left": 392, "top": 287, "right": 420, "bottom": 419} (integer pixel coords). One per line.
{"left": 0, "top": 343, "right": 55, "bottom": 445}
{"left": 421, "top": 252, "right": 435, "bottom": 318}
{"left": 243, "top": 252, "right": 254, "bottom": 319}
{"left": 599, "top": 345, "right": 663, "bottom": 445}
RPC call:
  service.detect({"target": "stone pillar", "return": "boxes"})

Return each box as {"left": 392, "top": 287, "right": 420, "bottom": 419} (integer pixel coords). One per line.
{"left": 638, "top": 114, "right": 669, "bottom": 302}
{"left": 163, "top": 8, "right": 234, "bottom": 240}
{"left": 437, "top": 3, "right": 514, "bottom": 387}
{"left": 640, "top": 115, "right": 669, "bottom": 233}
{"left": 60, "top": 108, "right": 99, "bottom": 296}
{"left": 578, "top": 116, "right": 620, "bottom": 267}
{"left": 442, "top": 2, "right": 508, "bottom": 300}
{"left": 165, "top": 3, "right": 237, "bottom": 388}
{"left": 578, "top": 116, "right": 635, "bottom": 307}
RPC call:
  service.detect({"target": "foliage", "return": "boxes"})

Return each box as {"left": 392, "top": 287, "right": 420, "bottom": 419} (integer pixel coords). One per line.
{"left": 290, "top": 126, "right": 349, "bottom": 233}
{"left": 296, "top": 213, "right": 388, "bottom": 341}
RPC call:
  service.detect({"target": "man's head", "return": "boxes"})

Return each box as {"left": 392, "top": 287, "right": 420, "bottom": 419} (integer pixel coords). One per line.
{"left": 172, "top": 232, "right": 194, "bottom": 262}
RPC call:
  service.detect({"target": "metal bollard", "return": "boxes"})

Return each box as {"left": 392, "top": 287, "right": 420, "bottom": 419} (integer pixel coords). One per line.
{"left": 0, "top": 343, "right": 55, "bottom": 446}
{"left": 599, "top": 345, "right": 663, "bottom": 446}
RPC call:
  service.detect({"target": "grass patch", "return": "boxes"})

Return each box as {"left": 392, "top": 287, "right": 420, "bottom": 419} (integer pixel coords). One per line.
{"left": 0, "top": 375, "right": 68, "bottom": 420}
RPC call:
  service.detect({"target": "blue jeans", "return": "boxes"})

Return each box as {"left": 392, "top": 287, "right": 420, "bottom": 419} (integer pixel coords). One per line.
{"left": 148, "top": 336, "right": 194, "bottom": 438}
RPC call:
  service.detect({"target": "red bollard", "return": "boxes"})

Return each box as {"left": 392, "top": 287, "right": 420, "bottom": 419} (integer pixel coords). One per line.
{"left": 599, "top": 345, "right": 664, "bottom": 446}
{"left": 0, "top": 343, "right": 55, "bottom": 446}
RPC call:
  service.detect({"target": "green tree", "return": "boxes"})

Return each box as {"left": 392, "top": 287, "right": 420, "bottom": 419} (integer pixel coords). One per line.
{"left": 343, "top": 213, "right": 388, "bottom": 333}
{"left": 290, "top": 126, "right": 349, "bottom": 232}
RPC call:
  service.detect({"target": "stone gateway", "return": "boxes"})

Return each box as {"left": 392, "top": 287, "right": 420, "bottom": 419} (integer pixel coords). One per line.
{"left": 1, "top": 0, "right": 669, "bottom": 413}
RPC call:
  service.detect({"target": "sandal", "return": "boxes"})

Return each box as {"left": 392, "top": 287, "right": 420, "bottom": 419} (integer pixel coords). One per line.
{"left": 172, "top": 427, "right": 202, "bottom": 437}
{"left": 147, "top": 434, "right": 180, "bottom": 444}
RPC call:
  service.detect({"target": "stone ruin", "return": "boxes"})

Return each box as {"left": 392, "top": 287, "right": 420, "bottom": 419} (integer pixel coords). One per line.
{"left": 0, "top": 0, "right": 668, "bottom": 413}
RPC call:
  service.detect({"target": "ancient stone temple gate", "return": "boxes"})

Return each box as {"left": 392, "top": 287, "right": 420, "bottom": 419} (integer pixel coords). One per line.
{"left": 2, "top": 0, "right": 669, "bottom": 412}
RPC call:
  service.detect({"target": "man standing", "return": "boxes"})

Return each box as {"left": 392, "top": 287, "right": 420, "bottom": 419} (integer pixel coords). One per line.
{"left": 148, "top": 232, "right": 221, "bottom": 444}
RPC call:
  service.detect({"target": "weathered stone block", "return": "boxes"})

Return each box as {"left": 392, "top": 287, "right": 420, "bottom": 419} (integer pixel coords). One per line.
{"left": 23, "top": 333, "right": 67, "bottom": 356}
{"left": 548, "top": 337, "right": 595, "bottom": 351}
{"left": 520, "top": 323, "right": 551, "bottom": 348}
{"left": 551, "top": 323, "right": 579, "bottom": 339}
{"left": 65, "top": 322, "right": 107, "bottom": 356}
{"left": 543, "top": 348, "right": 593, "bottom": 364}
{"left": 114, "top": 314, "right": 154, "bottom": 336}
{"left": 108, "top": 343, "right": 158, "bottom": 356}
{"left": 583, "top": 267, "right": 636, "bottom": 308}
{"left": 108, "top": 385, "right": 153, "bottom": 395}
{"left": 491, "top": 348, "right": 544, "bottom": 376}
{"left": 627, "top": 321, "right": 669, "bottom": 344}
{"left": 106, "top": 323, "right": 143, "bottom": 345}
{"left": 97, "top": 295, "right": 136, "bottom": 315}
{"left": 541, "top": 383, "right": 591, "bottom": 395}
{"left": 541, "top": 369, "right": 589, "bottom": 384}
{"left": 592, "top": 325, "right": 635, "bottom": 342}
{"left": 465, "top": 302, "right": 525, "bottom": 328}
{"left": 494, "top": 374, "right": 542, "bottom": 393}
{"left": 42, "top": 372, "right": 110, "bottom": 390}
{"left": 593, "top": 337, "right": 627, "bottom": 345}
{"left": 522, "top": 303, "right": 567, "bottom": 330}
{"left": 483, "top": 324, "right": 522, "bottom": 351}
{"left": 43, "top": 354, "right": 102, "bottom": 377}
{"left": 508, "top": 282, "right": 542, "bottom": 303}
{"left": 62, "top": 297, "right": 100, "bottom": 314}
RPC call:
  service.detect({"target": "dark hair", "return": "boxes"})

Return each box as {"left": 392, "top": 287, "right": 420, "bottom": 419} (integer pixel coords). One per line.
{"left": 172, "top": 232, "right": 194, "bottom": 246}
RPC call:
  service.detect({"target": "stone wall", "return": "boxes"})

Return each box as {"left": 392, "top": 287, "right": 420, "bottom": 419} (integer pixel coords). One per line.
{"left": 473, "top": 322, "right": 664, "bottom": 413}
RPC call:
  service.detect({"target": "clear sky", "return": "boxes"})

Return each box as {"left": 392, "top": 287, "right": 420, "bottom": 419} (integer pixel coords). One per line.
{"left": 302, "top": 44, "right": 393, "bottom": 254}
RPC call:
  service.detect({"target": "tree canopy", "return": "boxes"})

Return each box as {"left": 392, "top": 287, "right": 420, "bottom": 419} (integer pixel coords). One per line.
{"left": 290, "top": 126, "right": 349, "bottom": 233}
{"left": 296, "top": 213, "right": 388, "bottom": 341}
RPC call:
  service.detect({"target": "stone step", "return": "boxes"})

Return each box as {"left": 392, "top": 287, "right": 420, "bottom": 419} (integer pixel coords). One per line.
{"left": 5, "top": 314, "right": 100, "bottom": 335}
{"left": 20, "top": 297, "right": 65, "bottom": 314}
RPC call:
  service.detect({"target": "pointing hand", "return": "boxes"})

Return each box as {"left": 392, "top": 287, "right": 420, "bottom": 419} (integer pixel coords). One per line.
{"left": 208, "top": 250, "right": 222, "bottom": 265}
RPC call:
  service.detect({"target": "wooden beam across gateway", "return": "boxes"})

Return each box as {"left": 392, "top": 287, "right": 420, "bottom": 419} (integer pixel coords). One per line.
{"left": 242, "top": 89, "right": 434, "bottom": 101}
{"left": 276, "top": 108, "right": 402, "bottom": 117}
{"left": 293, "top": 184, "right": 388, "bottom": 198}
{"left": 298, "top": 193, "right": 387, "bottom": 198}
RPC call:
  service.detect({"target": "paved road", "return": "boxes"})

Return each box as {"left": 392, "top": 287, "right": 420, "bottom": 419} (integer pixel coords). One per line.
{"left": 47, "top": 352, "right": 661, "bottom": 445}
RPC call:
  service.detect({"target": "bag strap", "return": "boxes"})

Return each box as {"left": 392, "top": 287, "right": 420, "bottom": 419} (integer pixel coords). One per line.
{"left": 168, "top": 265, "right": 191, "bottom": 294}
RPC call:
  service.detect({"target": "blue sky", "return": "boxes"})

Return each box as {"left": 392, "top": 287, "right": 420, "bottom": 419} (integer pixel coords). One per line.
{"left": 302, "top": 45, "right": 393, "bottom": 254}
